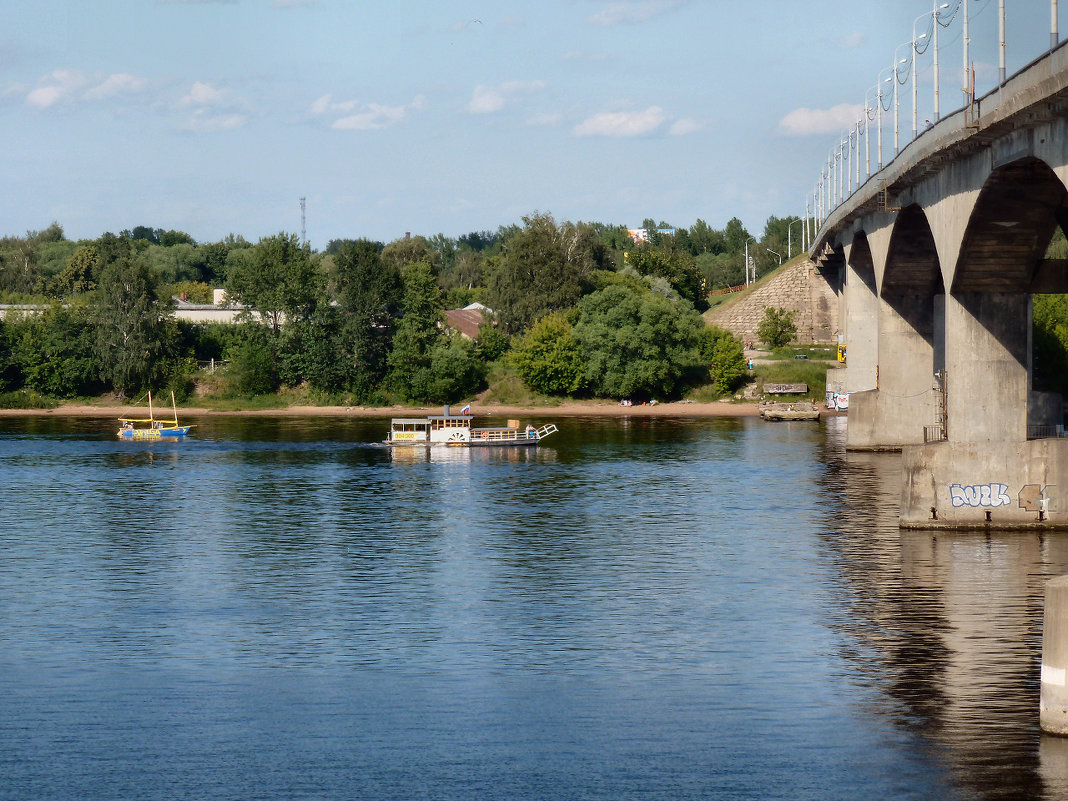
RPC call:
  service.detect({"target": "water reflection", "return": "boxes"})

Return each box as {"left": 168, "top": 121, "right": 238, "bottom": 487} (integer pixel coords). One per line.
{"left": 819, "top": 415, "right": 1068, "bottom": 799}
{"left": 5, "top": 414, "right": 1068, "bottom": 798}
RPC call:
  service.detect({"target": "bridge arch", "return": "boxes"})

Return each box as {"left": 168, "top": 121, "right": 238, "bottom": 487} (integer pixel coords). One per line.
{"left": 952, "top": 157, "right": 1068, "bottom": 293}
{"left": 943, "top": 157, "right": 1068, "bottom": 443}
{"left": 883, "top": 204, "right": 942, "bottom": 297}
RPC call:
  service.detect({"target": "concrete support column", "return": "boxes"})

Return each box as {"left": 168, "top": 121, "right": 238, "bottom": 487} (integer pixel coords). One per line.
{"left": 841, "top": 261, "right": 879, "bottom": 392}
{"left": 1042, "top": 575, "right": 1068, "bottom": 734}
{"left": 945, "top": 292, "right": 1030, "bottom": 443}
{"left": 848, "top": 293, "right": 939, "bottom": 448}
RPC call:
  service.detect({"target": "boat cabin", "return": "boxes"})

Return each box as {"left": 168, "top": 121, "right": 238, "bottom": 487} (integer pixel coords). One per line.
{"left": 389, "top": 412, "right": 472, "bottom": 444}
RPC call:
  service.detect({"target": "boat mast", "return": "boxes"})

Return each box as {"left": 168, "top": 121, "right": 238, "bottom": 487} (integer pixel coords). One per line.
{"left": 171, "top": 391, "right": 178, "bottom": 424}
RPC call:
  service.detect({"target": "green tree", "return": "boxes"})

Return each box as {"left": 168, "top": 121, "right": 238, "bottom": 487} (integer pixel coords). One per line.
{"left": 0, "top": 236, "right": 41, "bottom": 296}
{"left": 172, "top": 280, "right": 213, "bottom": 304}
{"left": 276, "top": 309, "right": 348, "bottom": 393}
{"left": 697, "top": 252, "right": 744, "bottom": 291}
{"left": 225, "top": 232, "right": 322, "bottom": 332}
{"left": 487, "top": 212, "right": 608, "bottom": 334}
{"left": 7, "top": 304, "right": 101, "bottom": 397}
{"left": 94, "top": 251, "right": 172, "bottom": 397}
{"left": 382, "top": 235, "right": 436, "bottom": 274}
{"left": 510, "top": 312, "right": 586, "bottom": 396}
{"left": 1033, "top": 293, "right": 1068, "bottom": 394}
{"left": 698, "top": 325, "right": 747, "bottom": 394}
{"left": 723, "top": 217, "right": 752, "bottom": 255}
{"left": 422, "top": 336, "right": 484, "bottom": 403}
{"left": 573, "top": 283, "right": 703, "bottom": 399}
{"left": 386, "top": 260, "right": 447, "bottom": 401}
{"left": 45, "top": 245, "right": 99, "bottom": 298}
{"left": 226, "top": 322, "right": 279, "bottom": 395}
{"left": 474, "top": 322, "right": 510, "bottom": 362}
{"left": 757, "top": 306, "right": 797, "bottom": 348}
{"left": 334, "top": 240, "right": 403, "bottom": 400}
{"left": 626, "top": 244, "right": 705, "bottom": 310}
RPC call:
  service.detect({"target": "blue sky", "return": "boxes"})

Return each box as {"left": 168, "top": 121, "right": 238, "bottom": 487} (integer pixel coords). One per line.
{"left": 0, "top": 1, "right": 1058, "bottom": 248}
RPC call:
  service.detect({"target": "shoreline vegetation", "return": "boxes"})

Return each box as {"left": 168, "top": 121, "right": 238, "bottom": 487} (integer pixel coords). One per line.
{"left": 0, "top": 399, "right": 769, "bottom": 419}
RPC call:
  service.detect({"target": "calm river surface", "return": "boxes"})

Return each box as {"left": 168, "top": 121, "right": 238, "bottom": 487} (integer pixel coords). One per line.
{"left": 2, "top": 413, "right": 1068, "bottom": 799}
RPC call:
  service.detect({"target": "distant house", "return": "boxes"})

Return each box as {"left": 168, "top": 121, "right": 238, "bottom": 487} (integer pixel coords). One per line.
{"left": 444, "top": 302, "right": 492, "bottom": 340}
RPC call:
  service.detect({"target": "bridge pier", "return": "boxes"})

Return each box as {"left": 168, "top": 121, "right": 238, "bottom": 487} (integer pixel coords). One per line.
{"left": 899, "top": 292, "right": 1066, "bottom": 527}
{"left": 945, "top": 292, "right": 1030, "bottom": 442}
{"left": 847, "top": 292, "right": 940, "bottom": 450}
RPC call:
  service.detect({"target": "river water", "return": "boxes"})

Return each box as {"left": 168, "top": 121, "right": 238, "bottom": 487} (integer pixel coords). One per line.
{"left": 1, "top": 413, "right": 1067, "bottom": 800}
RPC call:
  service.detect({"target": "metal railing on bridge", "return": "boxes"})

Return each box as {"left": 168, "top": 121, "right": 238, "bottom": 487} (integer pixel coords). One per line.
{"left": 807, "top": 1, "right": 1064, "bottom": 243}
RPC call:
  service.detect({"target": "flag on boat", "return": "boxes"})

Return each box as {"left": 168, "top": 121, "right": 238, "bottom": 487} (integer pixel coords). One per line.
{"left": 461, "top": 404, "right": 471, "bottom": 415}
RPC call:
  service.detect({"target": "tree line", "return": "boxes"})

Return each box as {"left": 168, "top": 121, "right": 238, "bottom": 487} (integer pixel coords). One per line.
{"left": 0, "top": 213, "right": 804, "bottom": 405}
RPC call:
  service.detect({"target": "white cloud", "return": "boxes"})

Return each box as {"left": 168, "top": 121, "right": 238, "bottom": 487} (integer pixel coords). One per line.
{"left": 778, "top": 103, "right": 863, "bottom": 136}
{"left": 468, "top": 85, "right": 504, "bottom": 114}
{"left": 573, "top": 106, "right": 666, "bottom": 137}
{"left": 325, "top": 95, "right": 426, "bottom": 131}
{"left": 27, "top": 84, "right": 67, "bottom": 109}
{"left": 182, "top": 80, "right": 229, "bottom": 106}
{"left": 669, "top": 117, "right": 701, "bottom": 135}
{"left": 25, "top": 69, "right": 147, "bottom": 108}
{"left": 587, "top": 1, "right": 685, "bottom": 26}
{"left": 467, "top": 80, "right": 546, "bottom": 114}
{"left": 178, "top": 80, "right": 249, "bottom": 132}
{"left": 26, "top": 69, "right": 87, "bottom": 108}
{"left": 333, "top": 103, "right": 406, "bottom": 131}
{"left": 183, "top": 109, "right": 246, "bottom": 132}
{"left": 83, "top": 73, "right": 147, "bottom": 101}
{"left": 310, "top": 93, "right": 357, "bottom": 115}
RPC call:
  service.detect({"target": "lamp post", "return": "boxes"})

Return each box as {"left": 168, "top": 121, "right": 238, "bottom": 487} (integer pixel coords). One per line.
{"left": 766, "top": 248, "right": 782, "bottom": 267}
{"left": 933, "top": 3, "right": 950, "bottom": 120}
{"left": 876, "top": 67, "right": 893, "bottom": 169}
{"left": 744, "top": 236, "right": 757, "bottom": 286}
{"left": 1054, "top": 0, "right": 1060, "bottom": 50}
{"left": 864, "top": 85, "right": 879, "bottom": 177}
{"left": 893, "top": 42, "right": 912, "bottom": 155}
{"left": 845, "top": 131, "right": 852, "bottom": 196}
{"left": 855, "top": 116, "right": 862, "bottom": 187}
{"left": 910, "top": 17, "right": 929, "bottom": 139}
{"left": 788, "top": 218, "right": 803, "bottom": 259}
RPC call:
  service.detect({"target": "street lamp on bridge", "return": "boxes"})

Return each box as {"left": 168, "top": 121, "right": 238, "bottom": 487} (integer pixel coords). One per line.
{"left": 788, "top": 218, "right": 803, "bottom": 259}
{"left": 892, "top": 41, "right": 913, "bottom": 156}
{"left": 744, "top": 236, "right": 757, "bottom": 286}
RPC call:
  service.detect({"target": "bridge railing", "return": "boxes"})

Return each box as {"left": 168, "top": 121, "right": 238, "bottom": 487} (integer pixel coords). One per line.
{"left": 807, "top": 3, "right": 1066, "bottom": 251}
{"left": 923, "top": 424, "right": 947, "bottom": 443}
{"left": 1028, "top": 425, "right": 1066, "bottom": 440}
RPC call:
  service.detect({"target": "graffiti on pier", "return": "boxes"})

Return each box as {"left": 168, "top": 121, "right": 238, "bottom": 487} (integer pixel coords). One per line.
{"left": 949, "top": 483, "right": 1011, "bottom": 508}
{"left": 1019, "top": 484, "right": 1057, "bottom": 513}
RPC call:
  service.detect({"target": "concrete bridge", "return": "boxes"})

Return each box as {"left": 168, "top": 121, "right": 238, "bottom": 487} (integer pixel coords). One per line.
{"left": 812, "top": 40, "right": 1068, "bottom": 528}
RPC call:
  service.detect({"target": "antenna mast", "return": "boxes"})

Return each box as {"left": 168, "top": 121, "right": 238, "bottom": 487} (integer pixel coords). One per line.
{"left": 299, "top": 196, "right": 306, "bottom": 245}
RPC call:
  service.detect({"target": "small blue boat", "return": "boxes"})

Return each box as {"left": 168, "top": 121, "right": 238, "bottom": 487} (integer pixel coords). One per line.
{"left": 117, "top": 391, "right": 194, "bottom": 440}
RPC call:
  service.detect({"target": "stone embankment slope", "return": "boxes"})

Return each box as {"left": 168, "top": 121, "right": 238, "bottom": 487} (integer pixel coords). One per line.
{"left": 704, "top": 257, "right": 839, "bottom": 345}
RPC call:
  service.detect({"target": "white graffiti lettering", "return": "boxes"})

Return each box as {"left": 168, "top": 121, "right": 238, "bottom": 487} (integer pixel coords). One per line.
{"left": 949, "top": 483, "right": 1012, "bottom": 508}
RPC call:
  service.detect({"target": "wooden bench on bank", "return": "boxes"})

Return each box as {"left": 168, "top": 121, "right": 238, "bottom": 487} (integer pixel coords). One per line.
{"left": 764, "top": 383, "right": 808, "bottom": 395}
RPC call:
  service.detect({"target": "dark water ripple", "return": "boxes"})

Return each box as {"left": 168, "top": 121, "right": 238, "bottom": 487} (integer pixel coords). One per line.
{"left": 0, "top": 414, "right": 1066, "bottom": 799}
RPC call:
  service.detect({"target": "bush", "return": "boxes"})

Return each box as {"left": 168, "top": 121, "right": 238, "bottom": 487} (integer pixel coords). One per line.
{"left": 757, "top": 306, "right": 797, "bottom": 348}
{"left": 698, "top": 326, "right": 747, "bottom": 394}
{"left": 510, "top": 312, "right": 586, "bottom": 396}
{"left": 225, "top": 323, "right": 279, "bottom": 396}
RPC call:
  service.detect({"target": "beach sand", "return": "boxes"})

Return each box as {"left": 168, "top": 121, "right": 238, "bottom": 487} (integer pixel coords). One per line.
{"left": 0, "top": 399, "right": 763, "bottom": 419}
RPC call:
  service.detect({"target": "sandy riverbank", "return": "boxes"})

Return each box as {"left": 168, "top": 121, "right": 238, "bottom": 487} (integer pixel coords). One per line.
{"left": 0, "top": 399, "right": 764, "bottom": 419}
